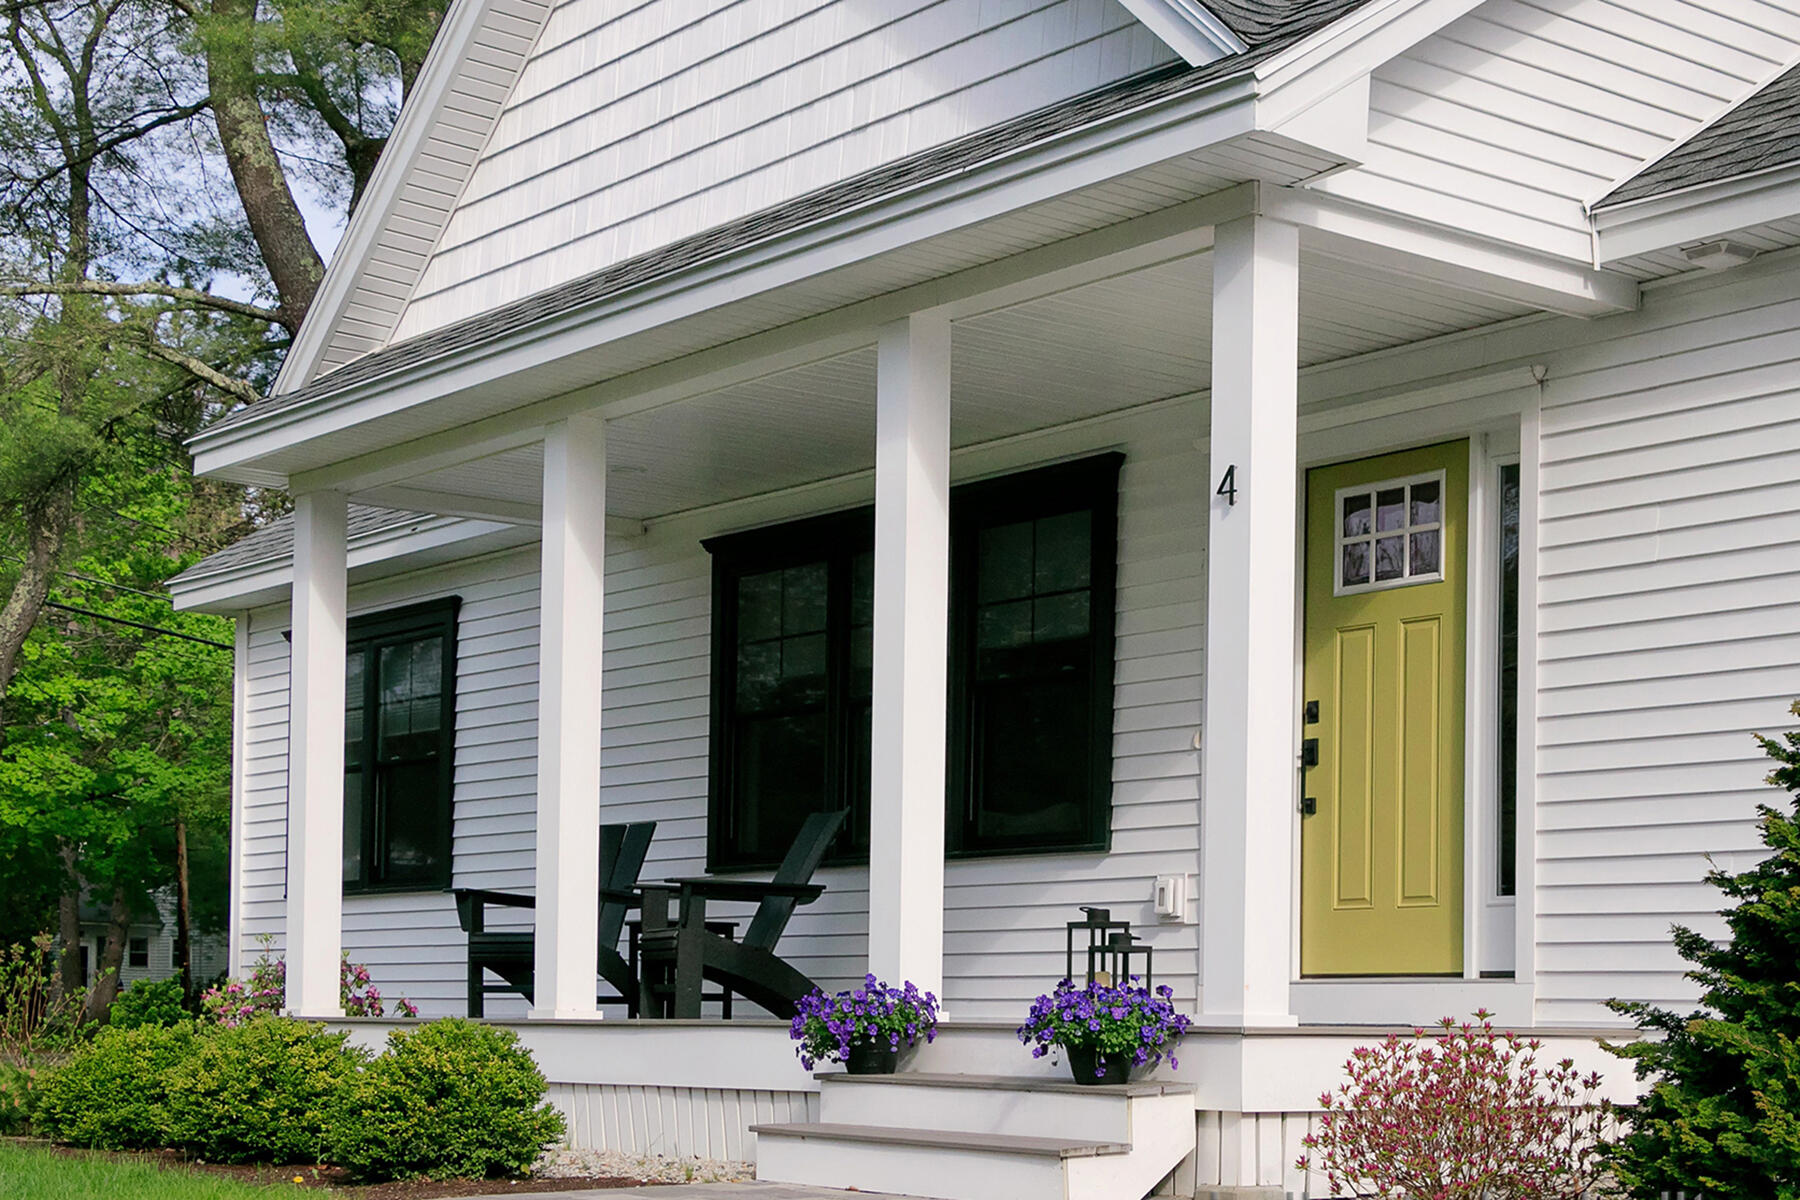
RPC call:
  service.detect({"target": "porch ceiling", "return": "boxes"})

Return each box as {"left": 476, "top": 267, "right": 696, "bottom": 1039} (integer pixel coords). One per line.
{"left": 364, "top": 245, "right": 1532, "bottom": 524}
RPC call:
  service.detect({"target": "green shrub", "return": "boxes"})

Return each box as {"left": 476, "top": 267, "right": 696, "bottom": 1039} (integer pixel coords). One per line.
{"left": 110, "top": 978, "right": 188, "bottom": 1030}
{"left": 35, "top": 1023, "right": 195, "bottom": 1148}
{"left": 0, "top": 1057, "right": 49, "bottom": 1135}
{"left": 166, "top": 1016, "right": 365, "bottom": 1164}
{"left": 324, "top": 1019, "right": 564, "bottom": 1180}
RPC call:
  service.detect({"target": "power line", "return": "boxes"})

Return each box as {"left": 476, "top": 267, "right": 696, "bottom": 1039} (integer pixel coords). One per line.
{"left": 44, "top": 600, "right": 231, "bottom": 650}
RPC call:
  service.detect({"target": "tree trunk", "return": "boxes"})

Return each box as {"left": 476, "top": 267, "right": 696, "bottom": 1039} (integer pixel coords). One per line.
{"left": 204, "top": 0, "right": 324, "bottom": 334}
{"left": 174, "top": 819, "right": 193, "bottom": 1001}
{"left": 0, "top": 480, "right": 76, "bottom": 707}
{"left": 83, "top": 886, "right": 132, "bottom": 1024}
{"left": 55, "top": 841, "right": 83, "bottom": 1001}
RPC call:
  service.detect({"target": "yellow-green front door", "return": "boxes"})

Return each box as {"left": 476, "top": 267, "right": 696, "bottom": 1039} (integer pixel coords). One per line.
{"left": 1301, "top": 441, "right": 1467, "bottom": 976}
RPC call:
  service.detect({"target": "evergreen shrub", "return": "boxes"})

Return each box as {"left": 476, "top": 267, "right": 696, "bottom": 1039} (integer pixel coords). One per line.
{"left": 324, "top": 1019, "right": 564, "bottom": 1180}
{"left": 164, "top": 1016, "right": 365, "bottom": 1164}
{"left": 110, "top": 978, "right": 187, "bottom": 1029}
{"left": 34, "top": 1023, "right": 195, "bottom": 1148}
{"left": 1608, "top": 699, "right": 1800, "bottom": 1200}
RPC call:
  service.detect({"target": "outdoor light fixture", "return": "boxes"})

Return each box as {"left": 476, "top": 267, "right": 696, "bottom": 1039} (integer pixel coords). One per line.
{"left": 1066, "top": 907, "right": 1155, "bottom": 992}
{"left": 1682, "top": 240, "right": 1760, "bottom": 270}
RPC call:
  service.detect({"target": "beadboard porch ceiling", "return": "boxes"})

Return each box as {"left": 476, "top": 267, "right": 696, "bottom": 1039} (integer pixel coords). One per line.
{"left": 356, "top": 243, "right": 1530, "bottom": 525}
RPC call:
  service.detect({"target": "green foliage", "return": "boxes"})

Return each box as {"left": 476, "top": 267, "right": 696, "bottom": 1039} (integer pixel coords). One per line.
{"left": 1607, "top": 699, "right": 1800, "bottom": 1200}
{"left": 323, "top": 1019, "right": 564, "bottom": 1180}
{"left": 0, "top": 1056, "right": 49, "bottom": 1134}
{"left": 110, "top": 978, "right": 188, "bottom": 1029}
{"left": 35, "top": 1023, "right": 196, "bottom": 1148}
{"left": 164, "top": 1016, "right": 366, "bottom": 1164}
{"left": 0, "top": 933, "right": 86, "bottom": 1058}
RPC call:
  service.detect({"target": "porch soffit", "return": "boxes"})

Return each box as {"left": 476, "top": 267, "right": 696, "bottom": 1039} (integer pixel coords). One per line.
{"left": 348, "top": 245, "right": 1530, "bottom": 526}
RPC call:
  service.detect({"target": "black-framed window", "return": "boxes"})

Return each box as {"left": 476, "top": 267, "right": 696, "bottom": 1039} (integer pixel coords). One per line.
{"left": 704, "top": 454, "right": 1121, "bottom": 870}
{"left": 342, "top": 598, "right": 459, "bottom": 893}
{"left": 949, "top": 456, "right": 1120, "bottom": 855}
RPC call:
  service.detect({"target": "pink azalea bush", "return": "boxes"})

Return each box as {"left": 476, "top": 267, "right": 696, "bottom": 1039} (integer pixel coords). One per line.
{"left": 1298, "top": 1012, "right": 1613, "bottom": 1200}
{"left": 201, "top": 937, "right": 418, "bottom": 1026}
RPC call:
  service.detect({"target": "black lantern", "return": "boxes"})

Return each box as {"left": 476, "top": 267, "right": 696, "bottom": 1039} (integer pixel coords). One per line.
{"left": 1065, "top": 907, "right": 1154, "bottom": 992}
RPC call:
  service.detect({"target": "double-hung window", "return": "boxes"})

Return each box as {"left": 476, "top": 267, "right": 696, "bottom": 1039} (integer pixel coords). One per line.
{"left": 705, "top": 454, "right": 1121, "bottom": 868}
{"left": 342, "top": 598, "right": 459, "bottom": 892}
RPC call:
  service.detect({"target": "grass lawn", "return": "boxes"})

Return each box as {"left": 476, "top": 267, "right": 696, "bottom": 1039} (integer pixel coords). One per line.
{"left": 0, "top": 1140, "right": 294, "bottom": 1199}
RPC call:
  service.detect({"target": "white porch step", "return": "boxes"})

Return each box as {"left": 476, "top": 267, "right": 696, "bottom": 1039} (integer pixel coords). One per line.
{"left": 754, "top": 1074, "right": 1197, "bottom": 1200}
{"left": 751, "top": 1121, "right": 1122, "bottom": 1200}
{"left": 817, "top": 1071, "right": 1190, "bottom": 1144}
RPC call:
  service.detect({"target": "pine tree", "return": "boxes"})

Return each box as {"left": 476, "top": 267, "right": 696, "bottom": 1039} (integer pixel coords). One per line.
{"left": 1607, "top": 699, "right": 1800, "bottom": 1200}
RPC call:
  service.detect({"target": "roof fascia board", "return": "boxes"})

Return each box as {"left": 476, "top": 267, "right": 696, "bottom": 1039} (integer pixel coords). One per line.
{"left": 1253, "top": 0, "right": 1487, "bottom": 126}
{"left": 1115, "top": 0, "right": 1247, "bottom": 64}
{"left": 1591, "top": 162, "right": 1800, "bottom": 262}
{"left": 191, "top": 78, "right": 1263, "bottom": 481}
{"left": 169, "top": 515, "right": 521, "bottom": 612}
{"left": 272, "top": 0, "right": 536, "bottom": 395}
{"left": 1262, "top": 186, "right": 1641, "bottom": 315}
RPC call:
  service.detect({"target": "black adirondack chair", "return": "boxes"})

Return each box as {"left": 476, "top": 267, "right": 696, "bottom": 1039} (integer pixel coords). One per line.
{"left": 452, "top": 820, "right": 656, "bottom": 1017}
{"left": 637, "top": 809, "right": 846, "bottom": 1020}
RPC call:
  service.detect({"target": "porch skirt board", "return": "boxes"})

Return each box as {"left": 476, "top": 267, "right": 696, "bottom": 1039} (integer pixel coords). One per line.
{"left": 547, "top": 1081, "right": 818, "bottom": 1163}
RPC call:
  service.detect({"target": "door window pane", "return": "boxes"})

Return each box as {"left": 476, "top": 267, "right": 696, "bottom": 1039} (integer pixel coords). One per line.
{"left": 1335, "top": 473, "right": 1448, "bottom": 593}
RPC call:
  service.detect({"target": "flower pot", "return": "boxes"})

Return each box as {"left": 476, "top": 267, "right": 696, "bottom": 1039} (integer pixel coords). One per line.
{"left": 845, "top": 1041, "right": 905, "bottom": 1075}
{"left": 1065, "top": 1044, "right": 1132, "bottom": 1085}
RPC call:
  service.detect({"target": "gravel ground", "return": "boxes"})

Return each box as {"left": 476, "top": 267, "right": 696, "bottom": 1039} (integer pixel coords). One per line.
{"left": 534, "top": 1147, "right": 755, "bottom": 1185}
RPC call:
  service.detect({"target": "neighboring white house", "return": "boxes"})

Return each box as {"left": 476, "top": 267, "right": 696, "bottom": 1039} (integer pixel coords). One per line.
{"left": 171, "top": 0, "right": 1800, "bottom": 1194}
{"left": 75, "top": 888, "right": 229, "bottom": 991}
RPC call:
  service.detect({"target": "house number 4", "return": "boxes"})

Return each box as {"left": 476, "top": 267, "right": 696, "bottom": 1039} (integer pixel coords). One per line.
{"left": 1216, "top": 464, "right": 1238, "bottom": 506}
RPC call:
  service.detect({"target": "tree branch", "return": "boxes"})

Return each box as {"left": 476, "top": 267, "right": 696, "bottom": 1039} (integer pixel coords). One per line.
{"left": 0, "top": 279, "right": 283, "bottom": 323}
{"left": 137, "top": 340, "right": 261, "bottom": 404}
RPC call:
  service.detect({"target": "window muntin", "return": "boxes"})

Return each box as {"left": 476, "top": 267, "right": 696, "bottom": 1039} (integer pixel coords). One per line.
{"left": 341, "top": 599, "right": 458, "bottom": 893}
{"left": 1335, "top": 471, "right": 1447, "bottom": 594}
{"left": 705, "top": 455, "right": 1120, "bottom": 869}
{"left": 1496, "top": 462, "right": 1521, "bottom": 897}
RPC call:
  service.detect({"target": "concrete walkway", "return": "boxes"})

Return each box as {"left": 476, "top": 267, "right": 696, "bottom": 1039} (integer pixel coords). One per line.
{"left": 467, "top": 1185, "right": 904, "bottom": 1199}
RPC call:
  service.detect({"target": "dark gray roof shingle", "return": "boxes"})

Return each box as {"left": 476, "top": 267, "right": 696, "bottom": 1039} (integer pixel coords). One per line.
{"left": 1597, "top": 62, "right": 1800, "bottom": 209}
{"left": 170, "top": 505, "right": 431, "bottom": 583}
{"left": 204, "top": 0, "right": 1374, "bottom": 443}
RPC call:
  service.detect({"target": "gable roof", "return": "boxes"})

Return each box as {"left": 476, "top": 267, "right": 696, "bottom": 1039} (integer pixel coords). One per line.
{"left": 206, "top": 0, "right": 1375, "bottom": 444}
{"left": 1597, "top": 60, "right": 1800, "bottom": 210}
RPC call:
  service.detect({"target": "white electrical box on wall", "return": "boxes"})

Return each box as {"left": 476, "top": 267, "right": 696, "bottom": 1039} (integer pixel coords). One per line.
{"left": 1153, "top": 874, "right": 1192, "bottom": 921}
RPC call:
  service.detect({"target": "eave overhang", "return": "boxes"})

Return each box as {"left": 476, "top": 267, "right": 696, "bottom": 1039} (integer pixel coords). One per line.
{"left": 1590, "top": 161, "right": 1800, "bottom": 264}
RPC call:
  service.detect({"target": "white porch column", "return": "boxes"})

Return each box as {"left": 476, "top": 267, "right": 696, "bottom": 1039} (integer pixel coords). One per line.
{"left": 868, "top": 312, "right": 951, "bottom": 998}
{"left": 286, "top": 489, "right": 347, "bottom": 1017}
{"left": 532, "top": 412, "right": 607, "bottom": 1020}
{"left": 1200, "top": 214, "right": 1301, "bottom": 1026}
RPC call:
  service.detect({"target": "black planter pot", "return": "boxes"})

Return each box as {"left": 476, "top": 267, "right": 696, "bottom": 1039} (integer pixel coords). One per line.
{"left": 1065, "top": 1044, "right": 1132, "bottom": 1085}
{"left": 845, "top": 1040, "right": 905, "bottom": 1075}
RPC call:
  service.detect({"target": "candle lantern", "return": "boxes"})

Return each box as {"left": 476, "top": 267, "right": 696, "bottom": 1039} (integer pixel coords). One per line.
{"left": 1065, "top": 907, "right": 1154, "bottom": 992}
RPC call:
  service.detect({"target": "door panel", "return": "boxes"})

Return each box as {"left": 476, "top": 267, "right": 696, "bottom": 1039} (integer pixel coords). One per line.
{"left": 1301, "top": 441, "right": 1467, "bottom": 976}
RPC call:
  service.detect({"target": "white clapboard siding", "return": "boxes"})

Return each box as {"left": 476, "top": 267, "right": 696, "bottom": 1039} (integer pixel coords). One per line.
{"left": 232, "top": 407, "right": 1205, "bottom": 1019}
{"left": 1532, "top": 264, "right": 1800, "bottom": 1024}
{"left": 1313, "top": 0, "right": 1800, "bottom": 263}
{"left": 392, "top": 0, "right": 1180, "bottom": 339}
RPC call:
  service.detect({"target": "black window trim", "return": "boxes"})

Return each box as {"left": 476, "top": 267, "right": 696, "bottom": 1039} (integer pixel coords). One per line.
{"left": 341, "top": 596, "right": 460, "bottom": 896}
{"left": 703, "top": 453, "right": 1122, "bottom": 872}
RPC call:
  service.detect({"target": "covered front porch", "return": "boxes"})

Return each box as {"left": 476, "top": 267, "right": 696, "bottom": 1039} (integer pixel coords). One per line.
{"left": 218, "top": 174, "right": 1604, "bottom": 1033}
